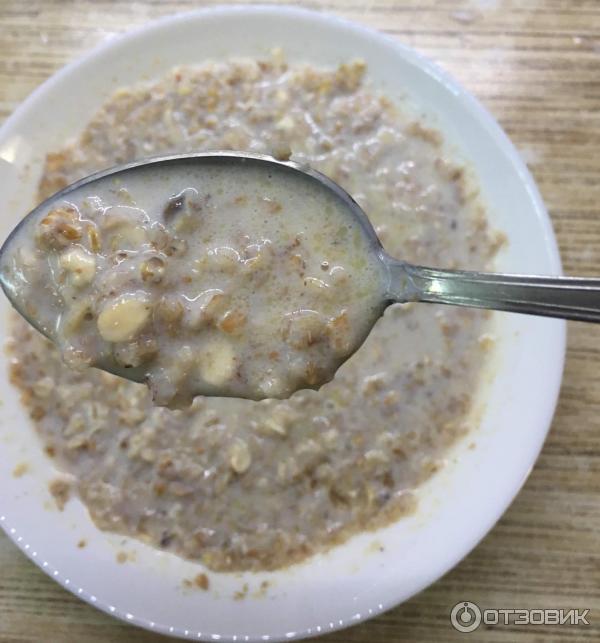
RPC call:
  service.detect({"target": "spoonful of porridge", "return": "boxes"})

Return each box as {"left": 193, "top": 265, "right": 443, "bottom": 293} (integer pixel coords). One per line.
{"left": 2, "top": 152, "right": 600, "bottom": 407}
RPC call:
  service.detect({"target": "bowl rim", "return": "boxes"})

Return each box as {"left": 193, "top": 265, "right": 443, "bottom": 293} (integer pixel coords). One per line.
{"left": 0, "top": 4, "right": 566, "bottom": 641}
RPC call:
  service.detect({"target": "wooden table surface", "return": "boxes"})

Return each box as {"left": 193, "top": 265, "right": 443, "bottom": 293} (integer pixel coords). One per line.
{"left": 1, "top": 1, "right": 600, "bottom": 641}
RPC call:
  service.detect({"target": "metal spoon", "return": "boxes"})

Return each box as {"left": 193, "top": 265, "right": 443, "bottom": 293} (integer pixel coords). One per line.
{"left": 1, "top": 151, "right": 599, "bottom": 393}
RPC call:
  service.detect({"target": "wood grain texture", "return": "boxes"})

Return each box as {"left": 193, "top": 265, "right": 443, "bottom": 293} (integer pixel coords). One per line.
{"left": 1, "top": 1, "right": 600, "bottom": 641}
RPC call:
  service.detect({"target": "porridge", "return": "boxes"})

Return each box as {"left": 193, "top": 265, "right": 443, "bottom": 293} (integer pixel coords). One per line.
{"left": 1, "top": 159, "right": 385, "bottom": 405}
{"left": 6, "top": 54, "right": 501, "bottom": 571}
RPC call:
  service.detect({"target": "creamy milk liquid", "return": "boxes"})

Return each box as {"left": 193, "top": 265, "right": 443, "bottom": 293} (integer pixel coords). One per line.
{"left": 1, "top": 160, "right": 387, "bottom": 405}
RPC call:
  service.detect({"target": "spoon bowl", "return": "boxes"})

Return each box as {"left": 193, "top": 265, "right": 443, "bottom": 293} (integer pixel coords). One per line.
{"left": 2, "top": 151, "right": 600, "bottom": 403}
{"left": 0, "top": 152, "right": 387, "bottom": 401}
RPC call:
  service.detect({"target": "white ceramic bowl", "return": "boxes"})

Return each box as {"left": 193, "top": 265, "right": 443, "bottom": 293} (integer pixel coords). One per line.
{"left": 0, "top": 6, "right": 565, "bottom": 641}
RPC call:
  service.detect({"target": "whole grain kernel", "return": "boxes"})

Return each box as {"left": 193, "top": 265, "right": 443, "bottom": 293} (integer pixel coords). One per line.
{"left": 198, "top": 339, "right": 236, "bottom": 386}
{"left": 97, "top": 296, "right": 151, "bottom": 342}
{"left": 229, "top": 438, "right": 252, "bottom": 474}
{"left": 141, "top": 256, "right": 166, "bottom": 284}
{"left": 218, "top": 310, "right": 247, "bottom": 335}
{"left": 60, "top": 248, "right": 96, "bottom": 287}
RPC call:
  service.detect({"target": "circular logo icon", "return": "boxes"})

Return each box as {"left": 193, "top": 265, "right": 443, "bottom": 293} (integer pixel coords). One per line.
{"left": 450, "top": 601, "right": 482, "bottom": 633}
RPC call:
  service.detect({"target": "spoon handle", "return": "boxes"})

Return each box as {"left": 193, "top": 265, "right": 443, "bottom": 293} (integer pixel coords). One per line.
{"left": 386, "top": 260, "right": 600, "bottom": 322}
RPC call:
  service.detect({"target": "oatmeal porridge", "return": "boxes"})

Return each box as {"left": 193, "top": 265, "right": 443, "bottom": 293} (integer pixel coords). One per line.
{"left": 1, "top": 158, "right": 385, "bottom": 405}
{"left": 6, "top": 54, "right": 501, "bottom": 571}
